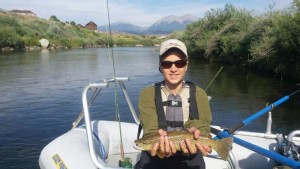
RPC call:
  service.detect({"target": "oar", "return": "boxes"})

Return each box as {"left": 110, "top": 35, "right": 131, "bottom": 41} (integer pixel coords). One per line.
{"left": 226, "top": 89, "right": 300, "bottom": 134}
{"left": 211, "top": 127, "right": 300, "bottom": 169}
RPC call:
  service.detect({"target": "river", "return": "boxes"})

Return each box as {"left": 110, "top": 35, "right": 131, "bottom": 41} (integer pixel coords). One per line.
{"left": 0, "top": 47, "right": 299, "bottom": 169}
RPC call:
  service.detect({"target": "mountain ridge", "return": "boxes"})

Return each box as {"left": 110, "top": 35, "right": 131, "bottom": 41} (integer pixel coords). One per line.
{"left": 98, "top": 14, "right": 198, "bottom": 35}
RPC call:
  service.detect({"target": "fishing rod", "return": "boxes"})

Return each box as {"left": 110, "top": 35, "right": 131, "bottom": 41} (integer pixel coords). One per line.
{"left": 104, "top": 0, "right": 132, "bottom": 167}
{"left": 226, "top": 89, "right": 300, "bottom": 134}
{"left": 211, "top": 127, "right": 300, "bottom": 169}
{"left": 105, "top": 0, "right": 122, "bottom": 159}
{"left": 205, "top": 66, "right": 223, "bottom": 92}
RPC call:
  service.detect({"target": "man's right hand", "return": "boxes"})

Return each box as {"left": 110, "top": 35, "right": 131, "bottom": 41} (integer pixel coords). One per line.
{"left": 151, "top": 129, "right": 176, "bottom": 158}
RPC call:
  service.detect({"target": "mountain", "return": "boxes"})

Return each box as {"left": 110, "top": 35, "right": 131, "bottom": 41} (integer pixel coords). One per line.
{"left": 146, "top": 14, "right": 198, "bottom": 34}
{"left": 98, "top": 14, "right": 198, "bottom": 35}
{"left": 98, "top": 21, "right": 146, "bottom": 34}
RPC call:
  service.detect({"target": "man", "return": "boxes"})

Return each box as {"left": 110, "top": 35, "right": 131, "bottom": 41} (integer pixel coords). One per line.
{"left": 137, "top": 39, "right": 212, "bottom": 169}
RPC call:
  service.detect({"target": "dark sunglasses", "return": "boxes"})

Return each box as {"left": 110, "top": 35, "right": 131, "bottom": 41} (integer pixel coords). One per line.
{"left": 160, "top": 60, "right": 187, "bottom": 69}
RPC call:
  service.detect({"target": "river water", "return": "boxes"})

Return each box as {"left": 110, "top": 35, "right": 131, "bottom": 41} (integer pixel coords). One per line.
{"left": 0, "top": 47, "right": 299, "bottom": 169}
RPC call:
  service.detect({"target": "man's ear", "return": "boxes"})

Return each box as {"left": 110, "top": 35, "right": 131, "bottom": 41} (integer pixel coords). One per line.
{"left": 159, "top": 66, "right": 162, "bottom": 73}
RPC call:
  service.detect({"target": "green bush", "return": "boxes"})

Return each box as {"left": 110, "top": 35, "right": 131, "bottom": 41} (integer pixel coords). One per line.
{"left": 0, "top": 25, "right": 19, "bottom": 48}
{"left": 181, "top": 1, "right": 300, "bottom": 81}
{"left": 21, "top": 36, "right": 39, "bottom": 47}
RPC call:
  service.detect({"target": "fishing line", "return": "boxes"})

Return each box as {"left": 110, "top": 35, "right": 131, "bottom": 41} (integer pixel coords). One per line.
{"left": 104, "top": 0, "right": 115, "bottom": 74}
{"left": 104, "top": 0, "right": 125, "bottom": 161}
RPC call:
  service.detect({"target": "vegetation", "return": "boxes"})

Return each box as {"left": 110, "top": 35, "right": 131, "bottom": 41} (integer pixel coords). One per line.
{"left": 0, "top": 11, "right": 160, "bottom": 50}
{"left": 1, "top": 1, "right": 300, "bottom": 82}
{"left": 171, "top": 1, "right": 300, "bottom": 82}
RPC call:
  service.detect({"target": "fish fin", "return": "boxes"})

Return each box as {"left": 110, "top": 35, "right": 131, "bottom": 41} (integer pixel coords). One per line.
{"left": 213, "top": 137, "right": 233, "bottom": 160}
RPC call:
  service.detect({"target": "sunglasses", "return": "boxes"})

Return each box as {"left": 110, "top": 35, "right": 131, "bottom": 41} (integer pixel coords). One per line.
{"left": 160, "top": 60, "right": 187, "bottom": 69}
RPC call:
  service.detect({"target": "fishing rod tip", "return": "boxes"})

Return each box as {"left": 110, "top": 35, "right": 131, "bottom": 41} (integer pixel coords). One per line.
{"left": 289, "top": 89, "right": 300, "bottom": 97}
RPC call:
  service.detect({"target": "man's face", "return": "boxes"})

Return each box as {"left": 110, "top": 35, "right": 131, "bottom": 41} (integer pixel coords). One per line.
{"left": 160, "top": 50, "right": 188, "bottom": 88}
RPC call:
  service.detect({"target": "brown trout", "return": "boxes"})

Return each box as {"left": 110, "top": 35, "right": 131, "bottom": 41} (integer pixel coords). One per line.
{"left": 134, "top": 130, "right": 233, "bottom": 160}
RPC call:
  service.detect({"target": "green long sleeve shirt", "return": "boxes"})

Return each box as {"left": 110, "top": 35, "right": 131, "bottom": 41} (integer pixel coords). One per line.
{"left": 138, "top": 83, "right": 212, "bottom": 136}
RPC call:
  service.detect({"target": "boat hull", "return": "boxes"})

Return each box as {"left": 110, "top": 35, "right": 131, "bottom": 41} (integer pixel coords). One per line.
{"left": 39, "top": 120, "right": 299, "bottom": 169}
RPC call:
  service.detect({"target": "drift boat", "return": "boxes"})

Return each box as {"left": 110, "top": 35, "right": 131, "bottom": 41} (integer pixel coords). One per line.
{"left": 39, "top": 77, "right": 300, "bottom": 169}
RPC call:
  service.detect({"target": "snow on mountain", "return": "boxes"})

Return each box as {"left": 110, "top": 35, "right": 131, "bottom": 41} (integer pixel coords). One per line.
{"left": 152, "top": 14, "right": 198, "bottom": 25}
{"left": 98, "top": 14, "right": 199, "bottom": 35}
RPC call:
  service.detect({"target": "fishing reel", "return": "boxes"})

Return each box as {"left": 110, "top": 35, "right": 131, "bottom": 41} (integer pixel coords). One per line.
{"left": 119, "top": 157, "right": 133, "bottom": 168}
{"left": 276, "top": 133, "right": 300, "bottom": 162}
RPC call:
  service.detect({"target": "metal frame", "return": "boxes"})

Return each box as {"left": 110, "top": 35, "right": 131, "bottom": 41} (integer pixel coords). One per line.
{"left": 82, "top": 77, "right": 138, "bottom": 169}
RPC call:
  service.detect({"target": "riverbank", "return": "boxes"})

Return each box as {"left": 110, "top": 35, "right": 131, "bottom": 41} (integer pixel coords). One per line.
{"left": 0, "top": 9, "right": 161, "bottom": 52}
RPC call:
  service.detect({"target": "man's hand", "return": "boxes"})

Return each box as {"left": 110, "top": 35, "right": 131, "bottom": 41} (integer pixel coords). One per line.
{"left": 151, "top": 129, "right": 176, "bottom": 158}
{"left": 180, "top": 127, "right": 212, "bottom": 156}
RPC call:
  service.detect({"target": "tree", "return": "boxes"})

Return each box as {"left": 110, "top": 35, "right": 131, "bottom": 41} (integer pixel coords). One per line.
{"left": 183, "top": 4, "right": 253, "bottom": 63}
{"left": 70, "top": 21, "right": 76, "bottom": 26}
{"left": 49, "top": 15, "right": 60, "bottom": 22}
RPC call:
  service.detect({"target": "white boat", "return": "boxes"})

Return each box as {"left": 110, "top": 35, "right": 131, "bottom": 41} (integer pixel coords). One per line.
{"left": 39, "top": 77, "right": 300, "bottom": 169}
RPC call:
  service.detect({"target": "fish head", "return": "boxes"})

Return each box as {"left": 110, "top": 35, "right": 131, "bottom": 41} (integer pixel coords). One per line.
{"left": 134, "top": 139, "right": 153, "bottom": 151}
{"left": 134, "top": 133, "right": 160, "bottom": 151}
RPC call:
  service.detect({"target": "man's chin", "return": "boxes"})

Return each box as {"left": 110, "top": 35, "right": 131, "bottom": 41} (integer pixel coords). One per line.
{"left": 168, "top": 80, "right": 182, "bottom": 86}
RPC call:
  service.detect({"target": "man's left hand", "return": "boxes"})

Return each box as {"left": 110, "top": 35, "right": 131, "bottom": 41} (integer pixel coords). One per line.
{"left": 179, "top": 127, "right": 212, "bottom": 156}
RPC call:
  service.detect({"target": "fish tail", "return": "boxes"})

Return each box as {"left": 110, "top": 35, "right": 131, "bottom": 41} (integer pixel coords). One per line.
{"left": 213, "top": 137, "right": 233, "bottom": 160}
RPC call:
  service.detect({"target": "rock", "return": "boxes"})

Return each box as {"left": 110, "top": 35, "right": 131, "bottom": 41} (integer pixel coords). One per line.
{"left": 39, "top": 39, "right": 49, "bottom": 49}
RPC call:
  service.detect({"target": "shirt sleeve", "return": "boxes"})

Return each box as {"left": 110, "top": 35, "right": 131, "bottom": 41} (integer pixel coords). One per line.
{"left": 138, "top": 86, "right": 159, "bottom": 136}
{"left": 184, "top": 86, "right": 212, "bottom": 136}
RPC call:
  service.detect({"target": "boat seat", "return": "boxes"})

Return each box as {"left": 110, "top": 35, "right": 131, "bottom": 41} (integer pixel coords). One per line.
{"left": 92, "top": 120, "right": 142, "bottom": 160}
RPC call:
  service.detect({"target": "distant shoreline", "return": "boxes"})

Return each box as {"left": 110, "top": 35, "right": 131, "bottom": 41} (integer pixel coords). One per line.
{"left": 1, "top": 44, "right": 158, "bottom": 53}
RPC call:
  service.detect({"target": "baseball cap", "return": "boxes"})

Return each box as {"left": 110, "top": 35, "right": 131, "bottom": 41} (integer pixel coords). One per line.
{"left": 159, "top": 39, "right": 188, "bottom": 60}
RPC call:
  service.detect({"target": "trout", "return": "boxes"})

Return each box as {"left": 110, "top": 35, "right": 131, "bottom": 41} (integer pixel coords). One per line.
{"left": 134, "top": 130, "right": 233, "bottom": 160}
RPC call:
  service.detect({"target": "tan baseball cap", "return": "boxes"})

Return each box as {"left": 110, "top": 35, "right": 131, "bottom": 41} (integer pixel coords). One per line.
{"left": 159, "top": 39, "right": 188, "bottom": 60}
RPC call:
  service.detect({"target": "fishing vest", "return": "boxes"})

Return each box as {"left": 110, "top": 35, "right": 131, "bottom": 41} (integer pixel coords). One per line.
{"left": 137, "top": 81, "right": 199, "bottom": 139}
{"left": 155, "top": 81, "right": 199, "bottom": 131}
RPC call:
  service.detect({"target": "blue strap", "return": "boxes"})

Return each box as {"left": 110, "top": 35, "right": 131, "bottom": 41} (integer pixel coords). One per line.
{"left": 92, "top": 131, "right": 107, "bottom": 160}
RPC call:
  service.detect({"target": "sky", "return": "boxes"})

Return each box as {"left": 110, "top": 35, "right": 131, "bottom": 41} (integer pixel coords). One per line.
{"left": 1, "top": 0, "right": 294, "bottom": 27}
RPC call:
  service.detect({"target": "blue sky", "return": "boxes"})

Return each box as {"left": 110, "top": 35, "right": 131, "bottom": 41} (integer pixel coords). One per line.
{"left": 1, "top": 0, "right": 293, "bottom": 27}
